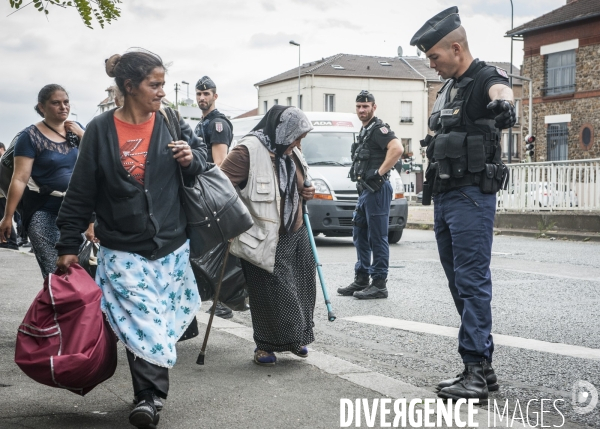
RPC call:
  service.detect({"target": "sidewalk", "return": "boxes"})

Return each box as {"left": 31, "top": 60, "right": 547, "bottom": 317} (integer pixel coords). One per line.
{"left": 406, "top": 204, "right": 434, "bottom": 230}
{"left": 0, "top": 249, "right": 437, "bottom": 429}
{"left": 405, "top": 204, "right": 600, "bottom": 241}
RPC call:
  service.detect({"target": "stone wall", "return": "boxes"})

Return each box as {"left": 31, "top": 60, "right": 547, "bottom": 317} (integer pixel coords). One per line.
{"left": 521, "top": 43, "right": 600, "bottom": 161}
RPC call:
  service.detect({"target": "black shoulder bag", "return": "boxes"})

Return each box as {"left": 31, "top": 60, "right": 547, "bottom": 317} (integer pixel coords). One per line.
{"left": 160, "top": 107, "right": 253, "bottom": 258}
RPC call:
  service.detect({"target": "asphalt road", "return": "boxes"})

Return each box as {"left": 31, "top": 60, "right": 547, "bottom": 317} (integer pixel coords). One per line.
{"left": 0, "top": 229, "right": 598, "bottom": 428}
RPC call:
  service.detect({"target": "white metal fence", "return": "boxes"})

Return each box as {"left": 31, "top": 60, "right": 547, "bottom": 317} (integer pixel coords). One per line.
{"left": 497, "top": 159, "right": 600, "bottom": 211}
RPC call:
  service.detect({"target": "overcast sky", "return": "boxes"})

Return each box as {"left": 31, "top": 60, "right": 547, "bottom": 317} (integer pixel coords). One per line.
{"left": 0, "top": 0, "right": 566, "bottom": 144}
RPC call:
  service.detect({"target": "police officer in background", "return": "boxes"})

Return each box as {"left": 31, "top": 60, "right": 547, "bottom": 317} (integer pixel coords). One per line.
{"left": 195, "top": 76, "right": 235, "bottom": 318}
{"left": 337, "top": 91, "right": 403, "bottom": 299}
{"left": 410, "top": 6, "right": 516, "bottom": 401}
{"left": 195, "top": 76, "right": 233, "bottom": 165}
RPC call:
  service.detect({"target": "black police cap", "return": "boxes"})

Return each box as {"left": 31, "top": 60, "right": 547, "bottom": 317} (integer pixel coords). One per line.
{"left": 196, "top": 76, "right": 216, "bottom": 91}
{"left": 356, "top": 90, "right": 375, "bottom": 103}
{"left": 410, "top": 6, "right": 461, "bottom": 53}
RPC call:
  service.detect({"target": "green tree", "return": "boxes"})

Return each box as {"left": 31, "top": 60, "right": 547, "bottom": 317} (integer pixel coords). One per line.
{"left": 8, "top": 0, "right": 121, "bottom": 29}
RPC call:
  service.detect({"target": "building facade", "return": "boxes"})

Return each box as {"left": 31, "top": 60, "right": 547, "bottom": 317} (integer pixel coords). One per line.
{"left": 255, "top": 54, "right": 446, "bottom": 192}
{"left": 507, "top": 0, "right": 600, "bottom": 162}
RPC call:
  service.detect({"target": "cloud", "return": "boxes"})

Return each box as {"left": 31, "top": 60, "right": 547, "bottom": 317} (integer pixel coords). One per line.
{"left": 291, "top": 0, "right": 341, "bottom": 10}
{"left": 262, "top": 1, "right": 276, "bottom": 12}
{"left": 249, "top": 32, "right": 300, "bottom": 49}
{"left": 125, "top": 0, "right": 164, "bottom": 19}
{"left": 0, "top": 35, "right": 47, "bottom": 53}
{"left": 325, "top": 19, "right": 360, "bottom": 31}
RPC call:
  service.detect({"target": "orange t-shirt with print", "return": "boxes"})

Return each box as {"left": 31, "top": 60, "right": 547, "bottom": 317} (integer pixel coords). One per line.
{"left": 114, "top": 113, "right": 156, "bottom": 184}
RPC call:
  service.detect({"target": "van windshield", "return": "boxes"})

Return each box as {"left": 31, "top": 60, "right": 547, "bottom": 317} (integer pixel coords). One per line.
{"left": 301, "top": 132, "right": 354, "bottom": 166}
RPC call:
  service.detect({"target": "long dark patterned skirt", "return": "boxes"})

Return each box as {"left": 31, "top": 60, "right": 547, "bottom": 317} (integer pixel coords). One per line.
{"left": 241, "top": 225, "right": 316, "bottom": 353}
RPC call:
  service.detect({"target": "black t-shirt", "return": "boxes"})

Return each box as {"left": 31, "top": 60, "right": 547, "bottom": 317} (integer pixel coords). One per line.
{"left": 456, "top": 59, "right": 510, "bottom": 121}
{"left": 365, "top": 117, "right": 396, "bottom": 152}
{"left": 194, "top": 109, "right": 233, "bottom": 162}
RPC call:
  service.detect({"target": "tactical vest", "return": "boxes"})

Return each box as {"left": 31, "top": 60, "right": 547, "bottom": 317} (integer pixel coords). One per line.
{"left": 425, "top": 61, "right": 505, "bottom": 194}
{"left": 195, "top": 110, "right": 233, "bottom": 162}
{"left": 349, "top": 117, "right": 389, "bottom": 183}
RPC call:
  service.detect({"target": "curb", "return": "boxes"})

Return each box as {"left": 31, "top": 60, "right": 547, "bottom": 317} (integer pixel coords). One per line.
{"left": 404, "top": 224, "right": 600, "bottom": 242}
{"left": 493, "top": 228, "right": 600, "bottom": 242}
{"left": 405, "top": 222, "right": 434, "bottom": 231}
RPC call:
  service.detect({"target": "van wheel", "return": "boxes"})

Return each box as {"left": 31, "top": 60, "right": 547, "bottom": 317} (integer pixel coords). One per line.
{"left": 388, "top": 229, "right": 403, "bottom": 244}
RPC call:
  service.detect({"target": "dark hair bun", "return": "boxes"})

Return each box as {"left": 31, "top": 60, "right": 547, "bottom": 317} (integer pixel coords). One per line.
{"left": 105, "top": 54, "right": 122, "bottom": 78}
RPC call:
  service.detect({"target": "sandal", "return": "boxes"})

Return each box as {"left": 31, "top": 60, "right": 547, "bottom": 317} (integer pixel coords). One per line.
{"left": 254, "top": 348, "right": 276, "bottom": 366}
{"left": 129, "top": 398, "right": 159, "bottom": 429}
{"left": 292, "top": 346, "right": 309, "bottom": 358}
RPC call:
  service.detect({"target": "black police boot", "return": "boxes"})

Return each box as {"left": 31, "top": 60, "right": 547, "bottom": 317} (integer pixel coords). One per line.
{"left": 353, "top": 278, "right": 388, "bottom": 300}
{"left": 437, "top": 362, "right": 489, "bottom": 402}
{"left": 206, "top": 302, "right": 233, "bottom": 319}
{"left": 337, "top": 273, "right": 369, "bottom": 296}
{"left": 436, "top": 359, "right": 498, "bottom": 391}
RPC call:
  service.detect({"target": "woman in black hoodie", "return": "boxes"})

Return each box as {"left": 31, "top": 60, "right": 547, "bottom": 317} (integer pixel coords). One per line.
{"left": 56, "top": 49, "right": 207, "bottom": 429}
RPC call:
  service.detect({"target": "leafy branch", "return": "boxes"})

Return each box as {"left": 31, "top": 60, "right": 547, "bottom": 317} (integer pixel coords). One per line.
{"left": 8, "top": 0, "right": 122, "bottom": 29}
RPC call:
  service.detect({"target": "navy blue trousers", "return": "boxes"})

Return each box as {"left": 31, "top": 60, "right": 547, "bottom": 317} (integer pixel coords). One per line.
{"left": 353, "top": 181, "right": 392, "bottom": 280}
{"left": 434, "top": 185, "right": 495, "bottom": 363}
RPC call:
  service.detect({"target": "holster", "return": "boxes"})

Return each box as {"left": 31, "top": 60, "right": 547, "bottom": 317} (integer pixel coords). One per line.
{"left": 479, "top": 163, "right": 509, "bottom": 194}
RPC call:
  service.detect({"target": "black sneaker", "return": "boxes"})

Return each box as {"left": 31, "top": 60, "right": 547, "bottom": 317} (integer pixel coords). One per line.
{"left": 206, "top": 302, "right": 233, "bottom": 319}
{"left": 133, "top": 394, "right": 164, "bottom": 411}
{"left": 337, "top": 273, "right": 369, "bottom": 296}
{"left": 0, "top": 242, "right": 19, "bottom": 251}
{"left": 129, "top": 398, "right": 160, "bottom": 429}
{"left": 353, "top": 278, "right": 388, "bottom": 299}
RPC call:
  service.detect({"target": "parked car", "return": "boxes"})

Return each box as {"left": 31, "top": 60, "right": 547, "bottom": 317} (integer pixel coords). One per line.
{"left": 230, "top": 112, "right": 408, "bottom": 243}
{"left": 527, "top": 182, "right": 578, "bottom": 208}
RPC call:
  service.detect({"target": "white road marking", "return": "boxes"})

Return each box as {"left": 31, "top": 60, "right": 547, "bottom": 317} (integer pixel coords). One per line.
{"left": 342, "top": 315, "right": 600, "bottom": 361}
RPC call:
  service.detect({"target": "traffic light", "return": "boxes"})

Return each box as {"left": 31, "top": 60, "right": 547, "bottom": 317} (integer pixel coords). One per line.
{"left": 525, "top": 135, "right": 536, "bottom": 157}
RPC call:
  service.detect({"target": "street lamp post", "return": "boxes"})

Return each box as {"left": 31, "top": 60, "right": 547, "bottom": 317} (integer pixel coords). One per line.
{"left": 289, "top": 40, "right": 301, "bottom": 108}
{"left": 182, "top": 81, "right": 190, "bottom": 101}
{"left": 508, "top": 0, "right": 514, "bottom": 164}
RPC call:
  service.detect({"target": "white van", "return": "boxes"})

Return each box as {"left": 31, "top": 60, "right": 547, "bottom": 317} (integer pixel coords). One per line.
{"left": 230, "top": 112, "right": 408, "bottom": 243}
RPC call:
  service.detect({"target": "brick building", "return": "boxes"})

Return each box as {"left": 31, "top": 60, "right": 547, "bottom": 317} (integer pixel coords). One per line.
{"left": 507, "top": 0, "right": 600, "bottom": 162}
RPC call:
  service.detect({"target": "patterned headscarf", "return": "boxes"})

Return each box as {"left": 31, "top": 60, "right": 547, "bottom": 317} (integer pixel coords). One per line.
{"left": 248, "top": 106, "right": 313, "bottom": 233}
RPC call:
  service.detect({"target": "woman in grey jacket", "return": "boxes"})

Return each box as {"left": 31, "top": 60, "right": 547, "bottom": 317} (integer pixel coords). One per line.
{"left": 56, "top": 49, "right": 207, "bottom": 429}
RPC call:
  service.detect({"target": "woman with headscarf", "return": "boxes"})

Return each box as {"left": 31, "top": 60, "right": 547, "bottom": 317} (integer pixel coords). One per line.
{"left": 220, "top": 105, "right": 317, "bottom": 365}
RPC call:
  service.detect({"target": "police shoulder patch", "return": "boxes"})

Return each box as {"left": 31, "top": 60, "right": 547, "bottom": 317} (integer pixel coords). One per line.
{"left": 215, "top": 121, "right": 223, "bottom": 133}
{"left": 380, "top": 126, "right": 389, "bottom": 134}
{"left": 496, "top": 67, "right": 508, "bottom": 78}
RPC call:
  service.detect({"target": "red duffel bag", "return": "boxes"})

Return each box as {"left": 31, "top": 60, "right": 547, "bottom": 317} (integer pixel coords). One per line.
{"left": 15, "top": 263, "right": 118, "bottom": 396}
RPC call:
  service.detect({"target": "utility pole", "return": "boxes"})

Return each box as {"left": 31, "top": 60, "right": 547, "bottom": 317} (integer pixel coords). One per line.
{"left": 174, "top": 83, "right": 180, "bottom": 110}
{"left": 289, "top": 40, "right": 301, "bottom": 108}
{"left": 508, "top": 0, "right": 514, "bottom": 165}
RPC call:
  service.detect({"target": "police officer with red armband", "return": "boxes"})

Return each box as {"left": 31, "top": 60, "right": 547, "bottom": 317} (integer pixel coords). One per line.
{"left": 337, "top": 91, "right": 403, "bottom": 299}
{"left": 410, "top": 6, "right": 515, "bottom": 402}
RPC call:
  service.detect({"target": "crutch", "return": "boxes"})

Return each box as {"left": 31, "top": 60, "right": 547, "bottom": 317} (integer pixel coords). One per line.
{"left": 303, "top": 180, "right": 336, "bottom": 322}
{"left": 196, "top": 241, "right": 232, "bottom": 365}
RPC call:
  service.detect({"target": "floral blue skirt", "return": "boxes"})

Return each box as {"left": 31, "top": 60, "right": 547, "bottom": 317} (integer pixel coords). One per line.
{"left": 96, "top": 241, "right": 200, "bottom": 368}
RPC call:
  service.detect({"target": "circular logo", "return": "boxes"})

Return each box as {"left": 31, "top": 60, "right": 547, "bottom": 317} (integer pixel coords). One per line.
{"left": 571, "top": 380, "right": 598, "bottom": 415}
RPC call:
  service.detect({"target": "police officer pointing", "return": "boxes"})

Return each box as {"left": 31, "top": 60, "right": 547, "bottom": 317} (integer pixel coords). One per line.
{"left": 195, "top": 76, "right": 233, "bottom": 166}
{"left": 337, "top": 91, "right": 403, "bottom": 299}
{"left": 195, "top": 76, "right": 235, "bottom": 319}
{"left": 411, "top": 6, "right": 516, "bottom": 401}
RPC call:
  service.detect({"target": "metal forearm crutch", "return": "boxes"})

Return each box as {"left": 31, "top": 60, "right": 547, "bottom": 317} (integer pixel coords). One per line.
{"left": 303, "top": 180, "right": 336, "bottom": 322}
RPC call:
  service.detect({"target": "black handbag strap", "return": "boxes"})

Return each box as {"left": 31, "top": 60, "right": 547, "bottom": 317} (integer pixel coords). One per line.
{"left": 160, "top": 107, "right": 182, "bottom": 142}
